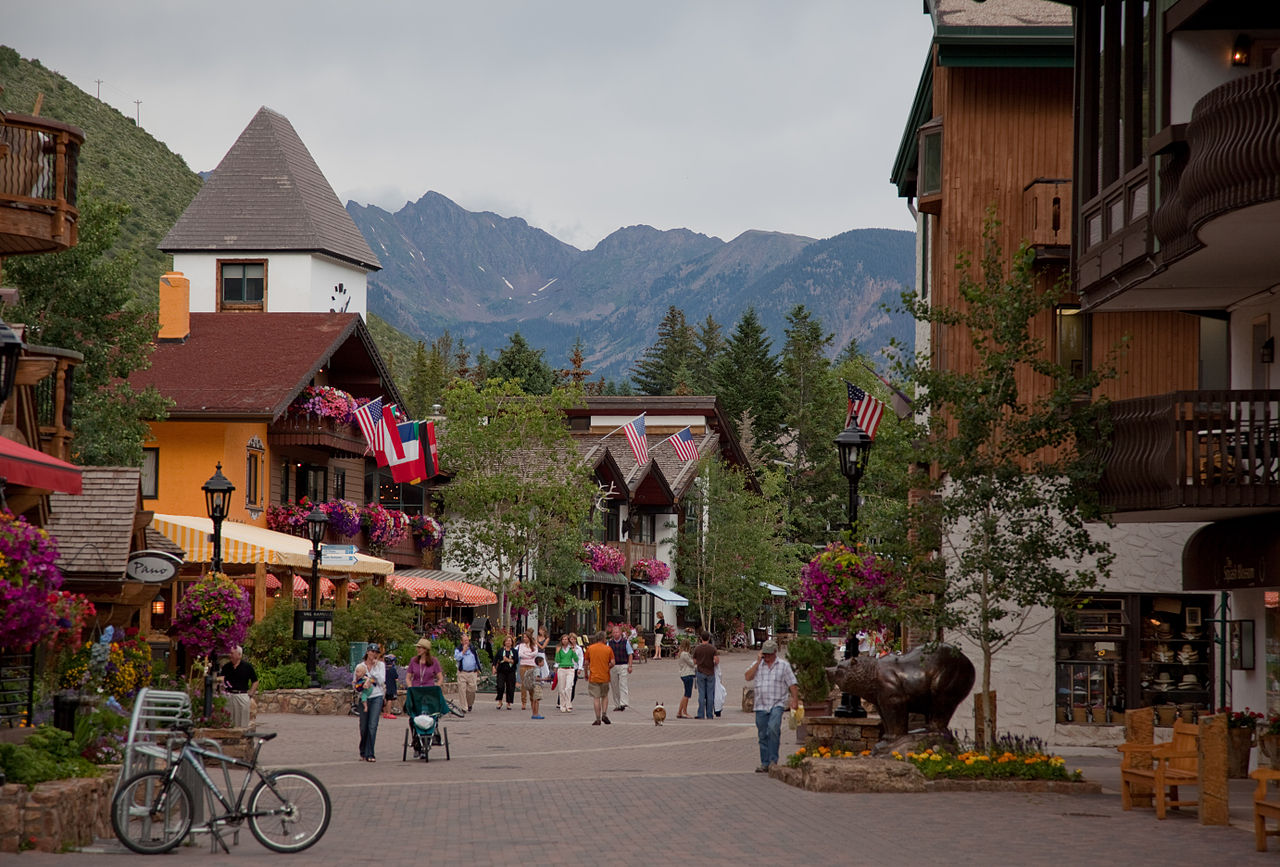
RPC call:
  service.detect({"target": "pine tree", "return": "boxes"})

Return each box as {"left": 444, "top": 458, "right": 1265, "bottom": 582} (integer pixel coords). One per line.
{"left": 490, "top": 332, "right": 554, "bottom": 394}
{"left": 712, "top": 307, "right": 783, "bottom": 452}
{"left": 404, "top": 341, "right": 431, "bottom": 417}
{"left": 690, "top": 314, "right": 725, "bottom": 394}
{"left": 630, "top": 306, "right": 696, "bottom": 395}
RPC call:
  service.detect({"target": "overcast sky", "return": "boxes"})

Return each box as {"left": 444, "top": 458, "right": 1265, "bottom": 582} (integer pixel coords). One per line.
{"left": 7, "top": 1, "right": 933, "bottom": 250}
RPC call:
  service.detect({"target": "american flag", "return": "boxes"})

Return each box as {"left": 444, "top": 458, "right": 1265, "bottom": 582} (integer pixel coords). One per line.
{"left": 353, "top": 397, "right": 383, "bottom": 455}
{"left": 665, "top": 427, "right": 699, "bottom": 461}
{"left": 622, "top": 414, "right": 649, "bottom": 466}
{"left": 845, "top": 381, "right": 885, "bottom": 440}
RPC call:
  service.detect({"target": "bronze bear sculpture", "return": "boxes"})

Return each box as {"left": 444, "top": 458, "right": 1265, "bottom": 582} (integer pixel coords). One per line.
{"left": 827, "top": 643, "right": 975, "bottom": 742}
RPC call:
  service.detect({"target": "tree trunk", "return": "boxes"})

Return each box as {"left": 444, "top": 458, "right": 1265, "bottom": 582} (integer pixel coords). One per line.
{"left": 980, "top": 642, "right": 994, "bottom": 750}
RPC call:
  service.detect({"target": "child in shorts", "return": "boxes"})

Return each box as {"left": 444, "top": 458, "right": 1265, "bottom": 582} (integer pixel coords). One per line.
{"left": 523, "top": 655, "right": 551, "bottom": 719}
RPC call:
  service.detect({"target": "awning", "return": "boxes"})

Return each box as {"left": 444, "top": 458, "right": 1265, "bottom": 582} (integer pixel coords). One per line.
{"left": 235, "top": 574, "right": 282, "bottom": 591}
{"left": 389, "top": 569, "right": 497, "bottom": 605}
{"left": 0, "top": 435, "right": 82, "bottom": 494}
{"left": 291, "top": 577, "right": 336, "bottom": 599}
{"left": 1183, "top": 513, "right": 1280, "bottom": 591}
{"left": 150, "top": 514, "right": 394, "bottom": 575}
{"left": 760, "top": 582, "right": 788, "bottom": 597}
{"left": 387, "top": 573, "right": 461, "bottom": 602}
{"left": 582, "top": 568, "right": 627, "bottom": 586}
{"left": 629, "top": 581, "right": 689, "bottom": 607}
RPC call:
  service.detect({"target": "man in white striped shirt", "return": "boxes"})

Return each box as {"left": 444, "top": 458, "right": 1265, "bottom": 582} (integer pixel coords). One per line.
{"left": 744, "top": 639, "right": 799, "bottom": 772}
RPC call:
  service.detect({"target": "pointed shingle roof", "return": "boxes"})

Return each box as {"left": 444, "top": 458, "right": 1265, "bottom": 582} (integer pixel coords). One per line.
{"left": 160, "top": 107, "right": 380, "bottom": 270}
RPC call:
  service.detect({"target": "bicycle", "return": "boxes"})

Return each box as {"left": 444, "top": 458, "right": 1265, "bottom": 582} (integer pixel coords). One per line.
{"left": 111, "top": 719, "right": 331, "bottom": 855}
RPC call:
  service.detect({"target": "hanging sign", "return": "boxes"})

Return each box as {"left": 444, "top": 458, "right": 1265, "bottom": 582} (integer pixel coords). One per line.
{"left": 126, "top": 550, "right": 184, "bottom": 583}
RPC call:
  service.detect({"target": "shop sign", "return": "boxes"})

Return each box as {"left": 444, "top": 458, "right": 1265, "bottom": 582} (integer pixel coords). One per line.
{"left": 1183, "top": 513, "right": 1278, "bottom": 591}
{"left": 126, "top": 550, "right": 184, "bottom": 583}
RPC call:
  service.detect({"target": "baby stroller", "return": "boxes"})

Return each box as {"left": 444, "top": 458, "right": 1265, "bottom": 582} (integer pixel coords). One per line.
{"left": 402, "top": 686, "right": 463, "bottom": 762}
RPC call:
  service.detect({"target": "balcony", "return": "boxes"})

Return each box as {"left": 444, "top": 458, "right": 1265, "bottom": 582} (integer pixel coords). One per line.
{"left": 268, "top": 414, "right": 367, "bottom": 456}
{"left": 1083, "top": 66, "right": 1280, "bottom": 312}
{"left": 0, "top": 113, "right": 83, "bottom": 256}
{"left": 1099, "top": 390, "right": 1280, "bottom": 520}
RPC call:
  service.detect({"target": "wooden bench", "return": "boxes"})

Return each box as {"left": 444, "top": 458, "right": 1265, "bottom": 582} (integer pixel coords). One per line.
{"left": 1252, "top": 768, "right": 1280, "bottom": 851}
{"left": 1118, "top": 719, "right": 1201, "bottom": 819}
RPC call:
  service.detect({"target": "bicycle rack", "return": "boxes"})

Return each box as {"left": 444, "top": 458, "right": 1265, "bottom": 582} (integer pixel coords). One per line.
{"left": 119, "top": 687, "right": 192, "bottom": 787}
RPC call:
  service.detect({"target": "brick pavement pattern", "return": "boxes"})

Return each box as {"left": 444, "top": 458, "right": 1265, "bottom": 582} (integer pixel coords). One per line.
{"left": 24, "top": 651, "right": 1278, "bottom": 865}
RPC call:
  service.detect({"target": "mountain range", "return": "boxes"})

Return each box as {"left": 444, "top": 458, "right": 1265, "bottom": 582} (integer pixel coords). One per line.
{"left": 350, "top": 193, "right": 916, "bottom": 380}
{"left": 0, "top": 46, "right": 916, "bottom": 383}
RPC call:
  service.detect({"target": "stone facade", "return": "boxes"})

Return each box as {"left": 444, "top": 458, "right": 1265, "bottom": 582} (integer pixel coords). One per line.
{"left": 256, "top": 684, "right": 457, "bottom": 716}
{"left": 949, "top": 521, "right": 1202, "bottom": 748}
{"left": 0, "top": 772, "right": 115, "bottom": 853}
{"left": 797, "top": 716, "right": 884, "bottom": 751}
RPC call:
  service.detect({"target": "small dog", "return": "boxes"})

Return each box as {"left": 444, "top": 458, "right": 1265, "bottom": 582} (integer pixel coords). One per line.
{"left": 653, "top": 701, "right": 666, "bottom": 726}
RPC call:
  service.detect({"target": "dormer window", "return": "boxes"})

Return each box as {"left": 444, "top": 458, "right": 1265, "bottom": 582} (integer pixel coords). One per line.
{"left": 219, "top": 259, "right": 266, "bottom": 310}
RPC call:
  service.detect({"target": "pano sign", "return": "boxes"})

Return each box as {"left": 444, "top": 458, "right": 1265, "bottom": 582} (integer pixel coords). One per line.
{"left": 125, "top": 550, "right": 184, "bottom": 583}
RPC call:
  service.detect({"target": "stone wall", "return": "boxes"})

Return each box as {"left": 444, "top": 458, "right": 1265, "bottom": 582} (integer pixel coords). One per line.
{"left": 797, "top": 716, "right": 884, "bottom": 751}
{"left": 0, "top": 772, "right": 115, "bottom": 853}
{"left": 256, "top": 684, "right": 457, "bottom": 716}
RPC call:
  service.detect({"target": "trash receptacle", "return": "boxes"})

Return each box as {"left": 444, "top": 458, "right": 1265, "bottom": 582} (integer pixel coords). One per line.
{"left": 52, "top": 691, "right": 86, "bottom": 733}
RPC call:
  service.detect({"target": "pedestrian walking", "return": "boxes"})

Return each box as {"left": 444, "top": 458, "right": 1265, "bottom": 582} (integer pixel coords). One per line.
{"left": 493, "top": 633, "right": 517, "bottom": 710}
{"left": 523, "top": 654, "right": 550, "bottom": 719}
{"left": 675, "top": 638, "right": 695, "bottom": 718}
{"left": 555, "top": 633, "right": 576, "bottom": 712}
{"left": 382, "top": 653, "right": 399, "bottom": 719}
{"left": 453, "top": 633, "right": 482, "bottom": 712}
{"left": 607, "top": 624, "right": 633, "bottom": 711}
{"left": 406, "top": 637, "right": 443, "bottom": 688}
{"left": 569, "top": 631, "right": 584, "bottom": 704}
{"left": 517, "top": 629, "right": 538, "bottom": 711}
{"left": 584, "top": 630, "right": 614, "bottom": 725}
{"left": 355, "top": 643, "right": 386, "bottom": 762}
{"left": 536, "top": 625, "right": 551, "bottom": 657}
{"left": 653, "top": 612, "right": 666, "bottom": 659}
{"left": 692, "top": 631, "right": 718, "bottom": 719}
{"left": 744, "top": 639, "right": 798, "bottom": 772}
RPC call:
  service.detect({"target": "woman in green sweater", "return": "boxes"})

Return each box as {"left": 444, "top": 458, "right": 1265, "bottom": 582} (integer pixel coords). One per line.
{"left": 555, "top": 633, "right": 578, "bottom": 713}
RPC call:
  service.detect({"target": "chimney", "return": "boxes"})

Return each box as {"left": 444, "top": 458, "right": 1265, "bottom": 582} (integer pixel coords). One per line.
{"left": 158, "top": 271, "right": 190, "bottom": 341}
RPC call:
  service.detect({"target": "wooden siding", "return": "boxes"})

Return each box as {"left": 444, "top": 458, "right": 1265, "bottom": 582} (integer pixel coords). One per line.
{"left": 1093, "top": 311, "right": 1200, "bottom": 401}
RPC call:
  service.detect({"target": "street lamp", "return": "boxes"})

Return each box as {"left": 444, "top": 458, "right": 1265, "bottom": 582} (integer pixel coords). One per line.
{"left": 305, "top": 504, "right": 328, "bottom": 688}
{"left": 834, "top": 424, "right": 873, "bottom": 534}
{"left": 834, "top": 424, "right": 873, "bottom": 719}
{"left": 200, "top": 463, "right": 235, "bottom": 717}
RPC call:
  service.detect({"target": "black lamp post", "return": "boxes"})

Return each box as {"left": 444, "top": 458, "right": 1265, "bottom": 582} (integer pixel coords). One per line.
{"left": 305, "top": 505, "right": 328, "bottom": 688}
{"left": 833, "top": 424, "right": 873, "bottom": 719}
{"left": 200, "top": 463, "right": 235, "bottom": 717}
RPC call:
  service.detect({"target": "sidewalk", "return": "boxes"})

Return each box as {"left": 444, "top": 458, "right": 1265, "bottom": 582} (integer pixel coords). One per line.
{"left": 26, "top": 650, "right": 1275, "bottom": 865}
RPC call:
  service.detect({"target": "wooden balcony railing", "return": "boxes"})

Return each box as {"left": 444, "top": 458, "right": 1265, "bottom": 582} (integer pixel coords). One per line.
{"left": 268, "top": 414, "right": 367, "bottom": 456}
{"left": 0, "top": 113, "right": 83, "bottom": 255}
{"left": 1100, "top": 390, "right": 1280, "bottom": 513}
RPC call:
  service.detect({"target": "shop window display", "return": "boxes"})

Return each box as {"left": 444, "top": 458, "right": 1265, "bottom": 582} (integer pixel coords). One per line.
{"left": 1056, "top": 593, "right": 1215, "bottom": 726}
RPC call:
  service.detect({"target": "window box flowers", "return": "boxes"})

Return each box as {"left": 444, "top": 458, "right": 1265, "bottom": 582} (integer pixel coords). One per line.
{"left": 583, "top": 542, "right": 625, "bottom": 574}
{"left": 266, "top": 498, "right": 314, "bottom": 534}
{"left": 408, "top": 513, "right": 445, "bottom": 551}
{"left": 321, "top": 498, "right": 362, "bottom": 538}
{"left": 632, "top": 558, "right": 670, "bottom": 585}
{"left": 798, "top": 541, "right": 900, "bottom": 635}
{"left": 360, "top": 503, "right": 408, "bottom": 552}
{"left": 286, "top": 385, "right": 361, "bottom": 425}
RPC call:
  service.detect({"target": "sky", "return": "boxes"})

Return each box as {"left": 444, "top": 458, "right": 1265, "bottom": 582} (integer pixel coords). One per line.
{"left": 6, "top": 1, "right": 934, "bottom": 251}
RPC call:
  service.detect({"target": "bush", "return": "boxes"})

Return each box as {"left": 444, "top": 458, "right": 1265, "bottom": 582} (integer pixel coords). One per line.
{"left": 0, "top": 725, "right": 99, "bottom": 787}
{"left": 431, "top": 638, "right": 458, "bottom": 682}
{"left": 785, "top": 636, "right": 835, "bottom": 702}
{"left": 245, "top": 600, "right": 306, "bottom": 668}
{"left": 258, "top": 662, "right": 309, "bottom": 691}
{"left": 333, "top": 585, "right": 417, "bottom": 652}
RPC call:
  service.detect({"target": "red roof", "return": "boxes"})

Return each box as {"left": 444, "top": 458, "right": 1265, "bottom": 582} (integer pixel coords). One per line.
{"left": 131, "top": 313, "right": 399, "bottom": 418}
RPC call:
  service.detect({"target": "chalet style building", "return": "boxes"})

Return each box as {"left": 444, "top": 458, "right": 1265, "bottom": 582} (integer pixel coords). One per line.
{"left": 891, "top": 0, "right": 1222, "bottom": 745}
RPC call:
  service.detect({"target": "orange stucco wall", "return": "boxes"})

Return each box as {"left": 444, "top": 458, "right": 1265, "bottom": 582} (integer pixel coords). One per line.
{"left": 145, "top": 420, "right": 270, "bottom": 526}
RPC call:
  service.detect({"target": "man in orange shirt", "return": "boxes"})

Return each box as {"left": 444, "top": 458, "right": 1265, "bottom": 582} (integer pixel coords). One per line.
{"left": 583, "top": 630, "right": 615, "bottom": 726}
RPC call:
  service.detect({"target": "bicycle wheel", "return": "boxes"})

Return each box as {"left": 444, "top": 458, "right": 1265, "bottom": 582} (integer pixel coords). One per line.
{"left": 112, "top": 770, "right": 194, "bottom": 855}
{"left": 446, "top": 698, "right": 467, "bottom": 718}
{"left": 248, "top": 769, "right": 331, "bottom": 853}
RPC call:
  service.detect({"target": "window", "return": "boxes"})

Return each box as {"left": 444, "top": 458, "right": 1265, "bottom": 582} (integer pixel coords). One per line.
{"left": 363, "top": 466, "right": 424, "bottom": 514}
{"left": 631, "top": 513, "right": 656, "bottom": 543}
{"left": 333, "top": 469, "right": 346, "bottom": 501}
{"left": 141, "top": 448, "right": 158, "bottom": 499}
{"left": 245, "top": 439, "right": 264, "bottom": 509}
{"left": 300, "top": 464, "right": 327, "bottom": 504}
{"left": 916, "top": 116, "right": 944, "bottom": 215}
{"left": 219, "top": 260, "right": 266, "bottom": 309}
{"left": 1056, "top": 306, "right": 1088, "bottom": 380}
{"left": 1198, "top": 313, "right": 1228, "bottom": 389}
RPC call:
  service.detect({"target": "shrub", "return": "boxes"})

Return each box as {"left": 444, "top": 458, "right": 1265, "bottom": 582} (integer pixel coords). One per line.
{"left": 0, "top": 725, "right": 99, "bottom": 787}
{"left": 333, "top": 584, "right": 417, "bottom": 652}
{"left": 786, "top": 636, "right": 836, "bottom": 702}
{"left": 245, "top": 599, "right": 306, "bottom": 668}
{"left": 431, "top": 638, "right": 458, "bottom": 682}
{"left": 258, "top": 662, "right": 309, "bottom": 691}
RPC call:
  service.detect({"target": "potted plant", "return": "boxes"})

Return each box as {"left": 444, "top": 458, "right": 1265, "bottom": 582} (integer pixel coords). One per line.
{"left": 786, "top": 635, "right": 836, "bottom": 717}
{"left": 1262, "top": 714, "right": 1280, "bottom": 770}
{"left": 1225, "top": 707, "right": 1262, "bottom": 778}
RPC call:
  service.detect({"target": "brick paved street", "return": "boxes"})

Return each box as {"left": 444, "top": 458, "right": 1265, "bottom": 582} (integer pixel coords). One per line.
{"left": 21, "top": 651, "right": 1276, "bottom": 865}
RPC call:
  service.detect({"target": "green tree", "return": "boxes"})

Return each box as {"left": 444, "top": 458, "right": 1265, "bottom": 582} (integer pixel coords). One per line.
{"left": 674, "top": 459, "right": 789, "bottom": 637}
{"left": 332, "top": 584, "right": 419, "bottom": 655}
{"left": 2, "top": 192, "right": 170, "bottom": 465}
{"left": 440, "top": 379, "right": 597, "bottom": 629}
{"left": 403, "top": 341, "right": 431, "bottom": 417}
{"left": 631, "top": 306, "right": 697, "bottom": 395}
{"left": 690, "top": 314, "right": 725, "bottom": 394}
{"left": 490, "top": 332, "right": 554, "bottom": 394}
{"left": 712, "top": 307, "right": 783, "bottom": 454}
{"left": 897, "top": 212, "right": 1116, "bottom": 748}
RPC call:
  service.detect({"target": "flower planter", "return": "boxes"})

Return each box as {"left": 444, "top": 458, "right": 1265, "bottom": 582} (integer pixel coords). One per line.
{"left": 1260, "top": 733, "right": 1280, "bottom": 770}
{"left": 1228, "top": 725, "right": 1256, "bottom": 778}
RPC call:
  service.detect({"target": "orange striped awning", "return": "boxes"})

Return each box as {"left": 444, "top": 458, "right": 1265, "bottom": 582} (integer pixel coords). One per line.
{"left": 389, "top": 569, "right": 497, "bottom": 606}
{"left": 235, "top": 574, "right": 282, "bottom": 591}
{"left": 292, "top": 577, "right": 336, "bottom": 599}
{"left": 387, "top": 574, "right": 460, "bottom": 602}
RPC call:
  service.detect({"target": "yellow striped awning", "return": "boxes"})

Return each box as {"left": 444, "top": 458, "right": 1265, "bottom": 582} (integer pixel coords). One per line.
{"left": 150, "top": 514, "right": 394, "bottom": 576}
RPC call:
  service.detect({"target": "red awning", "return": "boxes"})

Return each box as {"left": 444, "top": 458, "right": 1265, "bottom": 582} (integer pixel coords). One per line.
{"left": 0, "top": 436, "right": 82, "bottom": 494}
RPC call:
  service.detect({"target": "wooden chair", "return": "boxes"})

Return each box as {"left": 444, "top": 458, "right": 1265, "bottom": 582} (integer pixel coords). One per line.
{"left": 1118, "top": 719, "right": 1201, "bottom": 819}
{"left": 1252, "top": 768, "right": 1280, "bottom": 851}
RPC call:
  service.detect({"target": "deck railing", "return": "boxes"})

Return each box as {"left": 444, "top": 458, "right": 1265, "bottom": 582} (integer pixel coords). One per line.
{"left": 0, "top": 113, "right": 83, "bottom": 255}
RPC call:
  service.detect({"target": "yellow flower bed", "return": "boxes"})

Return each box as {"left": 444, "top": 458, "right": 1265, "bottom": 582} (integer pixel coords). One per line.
{"left": 901, "top": 747, "right": 1082, "bottom": 781}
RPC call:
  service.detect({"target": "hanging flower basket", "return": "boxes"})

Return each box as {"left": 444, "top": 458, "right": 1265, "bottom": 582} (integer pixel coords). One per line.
{"left": 798, "top": 541, "right": 901, "bottom": 635}
{"left": 169, "top": 572, "right": 251, "bottom": 659}
{"left": 632, "top": 558, "right": 670, "bottom": 585}
{"left": 322, "top": 498, "right": 363, "bottom": 538}
{"left": 361, "top": 503, "right": 409, "bottom": 551}
{"left": 408, "top": 513, "right": 445, "bottom": 550}
{"left": 266, "top": 498, "right": 313, "bottom": 534}
{"left": 582, "top": 542, "right": 625, "bottom": 574}
{"left": 0, "top": 510, "right": 65, "bottom": 652}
